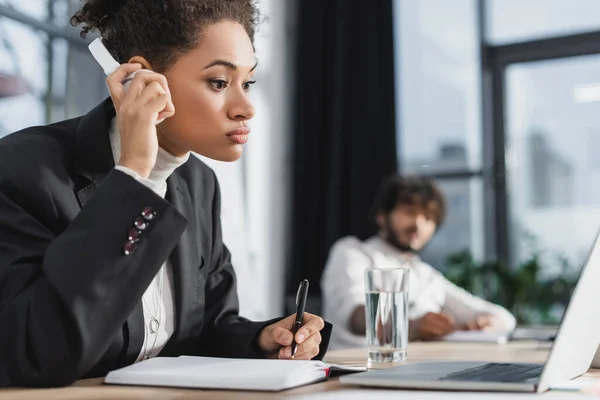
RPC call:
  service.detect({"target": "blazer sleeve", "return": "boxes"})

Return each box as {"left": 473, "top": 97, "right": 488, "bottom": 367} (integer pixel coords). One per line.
{"left": 196, "top": 173, "right": 332, "bottom": 360}
{"left": 0, "top": 156, "right": 187, "bottom": 387}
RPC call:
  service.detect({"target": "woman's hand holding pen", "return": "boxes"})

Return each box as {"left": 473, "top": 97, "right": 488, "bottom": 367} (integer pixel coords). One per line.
{"left": 257, "top": 313, "right": 325, "bottom": 360}
{"left": 105, "top": 63, "right": 176, "bottom": 179}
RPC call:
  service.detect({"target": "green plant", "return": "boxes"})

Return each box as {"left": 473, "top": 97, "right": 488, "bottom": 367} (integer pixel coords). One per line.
{"left": 443, "top": 237, "right": 579, "bottom": 325}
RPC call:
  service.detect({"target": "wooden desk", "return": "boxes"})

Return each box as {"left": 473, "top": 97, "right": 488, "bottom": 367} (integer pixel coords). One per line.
{"left": 2, "top": 342, "right": 598, "bottom": 399}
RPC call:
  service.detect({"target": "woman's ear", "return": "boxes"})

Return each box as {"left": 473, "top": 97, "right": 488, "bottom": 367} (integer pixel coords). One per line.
{"left": 128, "top": 56, "right": 153, "bottom": 71}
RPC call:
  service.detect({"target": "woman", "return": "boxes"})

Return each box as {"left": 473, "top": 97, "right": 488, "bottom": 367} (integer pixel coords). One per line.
{"left": 0, "top": 0, "right": 329, "bottom": 388}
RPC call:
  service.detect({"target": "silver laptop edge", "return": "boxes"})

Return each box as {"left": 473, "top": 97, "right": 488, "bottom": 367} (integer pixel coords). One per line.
{"left": 341, "top": 229, "right": 600, "bottom": 392}
{"left": 536, "top": 228, "right": 600, "bottom": 391}
{"left": 592, "top": 346, "right": 600, "bottom": 369}
{"left": 342, "top": 377, "right": 534, "bottom": 392}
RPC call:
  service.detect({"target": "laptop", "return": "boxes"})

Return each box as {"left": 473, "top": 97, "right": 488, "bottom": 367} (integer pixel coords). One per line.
{"left": 510, "top": 326, "right": 557, "bottom": 342}
{"left": 341, "top": 230, "right": 600, "bottom": 393}
{"left": 591, "top": 346, "right": 600, "bottom": 369}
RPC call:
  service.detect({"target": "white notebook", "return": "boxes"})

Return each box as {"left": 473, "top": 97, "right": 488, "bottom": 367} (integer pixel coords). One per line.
{"left": 104, "top": 356, "right": 365, "bottom": 391}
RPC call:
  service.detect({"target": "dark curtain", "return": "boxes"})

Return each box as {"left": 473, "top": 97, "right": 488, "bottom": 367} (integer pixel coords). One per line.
{"left": 287, "top": 0, "right": 398, "bottom": 307}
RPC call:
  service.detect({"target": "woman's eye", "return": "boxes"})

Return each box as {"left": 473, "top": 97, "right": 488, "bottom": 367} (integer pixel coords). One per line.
{"left": 243, "top": 80, "right": 257, "bottom": 92}
{"left": 210, "top": 79, "right": 228, "bottom": 90}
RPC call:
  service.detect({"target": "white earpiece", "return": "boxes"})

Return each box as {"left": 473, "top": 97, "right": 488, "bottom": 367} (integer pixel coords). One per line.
{"left": 88, "top": 38, "right": 165, "bottom": 124}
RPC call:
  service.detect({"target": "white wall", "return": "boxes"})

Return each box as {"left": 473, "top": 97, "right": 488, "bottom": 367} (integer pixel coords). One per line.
{"left": 199, "top": 0, "right": 296, "bottom": 320}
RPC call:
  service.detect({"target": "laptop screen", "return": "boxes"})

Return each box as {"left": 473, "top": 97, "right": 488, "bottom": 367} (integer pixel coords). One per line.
{"left": 536, "top": 228, "right": 600, "bottom": 391}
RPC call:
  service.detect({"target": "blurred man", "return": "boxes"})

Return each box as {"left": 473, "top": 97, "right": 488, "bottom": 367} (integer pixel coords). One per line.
{"left": 321, "top": 175, "right": 516, "bottom": 349}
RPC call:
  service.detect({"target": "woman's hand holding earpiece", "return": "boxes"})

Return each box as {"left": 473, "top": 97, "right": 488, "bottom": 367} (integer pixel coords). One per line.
{"left": 106, "top": 63, "right": 175, "bottom": 179}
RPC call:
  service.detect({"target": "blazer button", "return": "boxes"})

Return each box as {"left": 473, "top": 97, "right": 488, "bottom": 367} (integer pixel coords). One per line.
{"left": 134, "top": 217, "right": 149, "bottom": 231}
{"left": 128, "top": 229, "right": 142, "bottom": 242}
{"left": 141, "top": 206, "right": 156, "bottom": 221}
{"left": 124, "top": 241, "right": 137, "bottom": 255}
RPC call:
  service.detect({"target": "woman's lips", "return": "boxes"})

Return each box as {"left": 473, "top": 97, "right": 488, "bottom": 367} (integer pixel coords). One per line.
{"left": 226, "top": 127, "right": 250, "bottom": 144}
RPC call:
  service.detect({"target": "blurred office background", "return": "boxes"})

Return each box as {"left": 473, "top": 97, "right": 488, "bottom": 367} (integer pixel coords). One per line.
{"left": 1, "top": 0, "right": 599, "bottom": 325}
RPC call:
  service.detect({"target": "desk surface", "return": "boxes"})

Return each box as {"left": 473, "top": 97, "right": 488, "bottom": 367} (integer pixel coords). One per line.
{"left": 2, "top": 342, "right": 598, "bottom": 399}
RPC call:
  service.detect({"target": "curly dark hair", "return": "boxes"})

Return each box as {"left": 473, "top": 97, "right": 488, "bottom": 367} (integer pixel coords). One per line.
{"left": 70, "top": 0, "right": 260, "bottom": 72}
{"left": 370, "top": 175, "right": 446, "bottom": 226}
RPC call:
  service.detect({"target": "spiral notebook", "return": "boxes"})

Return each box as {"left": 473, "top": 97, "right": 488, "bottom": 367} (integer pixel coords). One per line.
{"left": 104, "top": 356, "right": 365, "bottom": 391}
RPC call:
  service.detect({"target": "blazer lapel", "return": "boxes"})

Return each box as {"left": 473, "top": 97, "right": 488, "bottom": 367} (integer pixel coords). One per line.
{"left": 164, "top": 171, "right": 204, "bottom": 347}
{"left": 73, "top": 97, "right": 117, "bottom": 208}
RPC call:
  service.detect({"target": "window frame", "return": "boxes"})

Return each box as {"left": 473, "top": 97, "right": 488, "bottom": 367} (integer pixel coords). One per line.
{"left": 0, "top": 2, "right": 92, "bottom": 125}
{"left": 480, "top": 0, "right": 600, "bottom": 264}
{"left": 397, "top": 0, "right": 600, "bottom": 266}
{"left": 0, "top": 3, "right": 86, "bottom": 46}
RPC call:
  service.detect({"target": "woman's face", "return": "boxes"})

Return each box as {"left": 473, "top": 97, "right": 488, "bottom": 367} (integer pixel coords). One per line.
{"left": 155, "top": 21, "right": 257, "bottom": 161}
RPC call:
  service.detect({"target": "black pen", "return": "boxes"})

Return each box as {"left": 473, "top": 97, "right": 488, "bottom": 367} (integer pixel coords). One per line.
{"left": 291, "top": 279, "right": 309, "bottom": 359}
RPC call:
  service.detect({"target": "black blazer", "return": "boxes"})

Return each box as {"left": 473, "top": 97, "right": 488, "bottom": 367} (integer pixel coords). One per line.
{"left": 0, "top": 99, "right": 331, "bottom": 388}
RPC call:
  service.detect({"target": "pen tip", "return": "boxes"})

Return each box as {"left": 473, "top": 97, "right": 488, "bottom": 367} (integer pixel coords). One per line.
{"left": 291, "top": 355, "right": 295, "bottom": 360}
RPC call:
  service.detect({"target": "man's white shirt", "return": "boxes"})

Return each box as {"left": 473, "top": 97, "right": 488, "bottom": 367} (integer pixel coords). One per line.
{"left": 321, "top": 236, "right": 517, "bottom": 349}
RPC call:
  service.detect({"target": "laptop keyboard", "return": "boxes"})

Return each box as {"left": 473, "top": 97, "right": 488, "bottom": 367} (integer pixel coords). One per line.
{"left": 441, "top": 363, "right": 543, "bottom": 383}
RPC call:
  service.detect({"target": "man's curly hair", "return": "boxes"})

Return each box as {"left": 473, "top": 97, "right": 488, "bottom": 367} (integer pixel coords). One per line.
{"left": 71, "top": 0, "right": 260, "bottom": 72}
{"left": 371, "top": 175, "right": 447, "bottom": 226}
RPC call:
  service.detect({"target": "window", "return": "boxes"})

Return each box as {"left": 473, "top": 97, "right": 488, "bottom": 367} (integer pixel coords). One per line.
{"left": 0, "top": 1, "right": 105, "bottom": 138}
{"left": 505, "top": 55, "right": 600, "bottom": 274}
{"left": 395, "top": 0, "right": 482, "bottom": 174}
{"left": 0, "top": 18, "right": 47, "bottom": 136}
{"left": 0, "top": 0, "right": 50, "bottom": 21}
{"left": 395, "top": 0, "right": 600, "bottom": 323}
{"left": 393, "top": 0, "right": 483, "bottom": 269}
{"left": 485, "top": 1, "right": 600, "bottom": 323}
{"left": 486, "top": 0, "right": 600, "bottom": 45}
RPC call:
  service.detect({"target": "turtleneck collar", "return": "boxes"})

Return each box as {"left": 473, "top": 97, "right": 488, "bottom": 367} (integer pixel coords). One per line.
{"left": 109, "top": 118, "right": 190, "bottom": 195}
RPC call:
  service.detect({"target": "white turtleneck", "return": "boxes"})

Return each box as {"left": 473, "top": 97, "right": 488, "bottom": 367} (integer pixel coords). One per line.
{"left": 109, "top": 118, "right": 190, "bottom": 362}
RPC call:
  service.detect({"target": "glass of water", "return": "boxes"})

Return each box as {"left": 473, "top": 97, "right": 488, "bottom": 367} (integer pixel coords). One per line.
{"left": 364, "top": 267, "right": 409, "bottom": 366}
